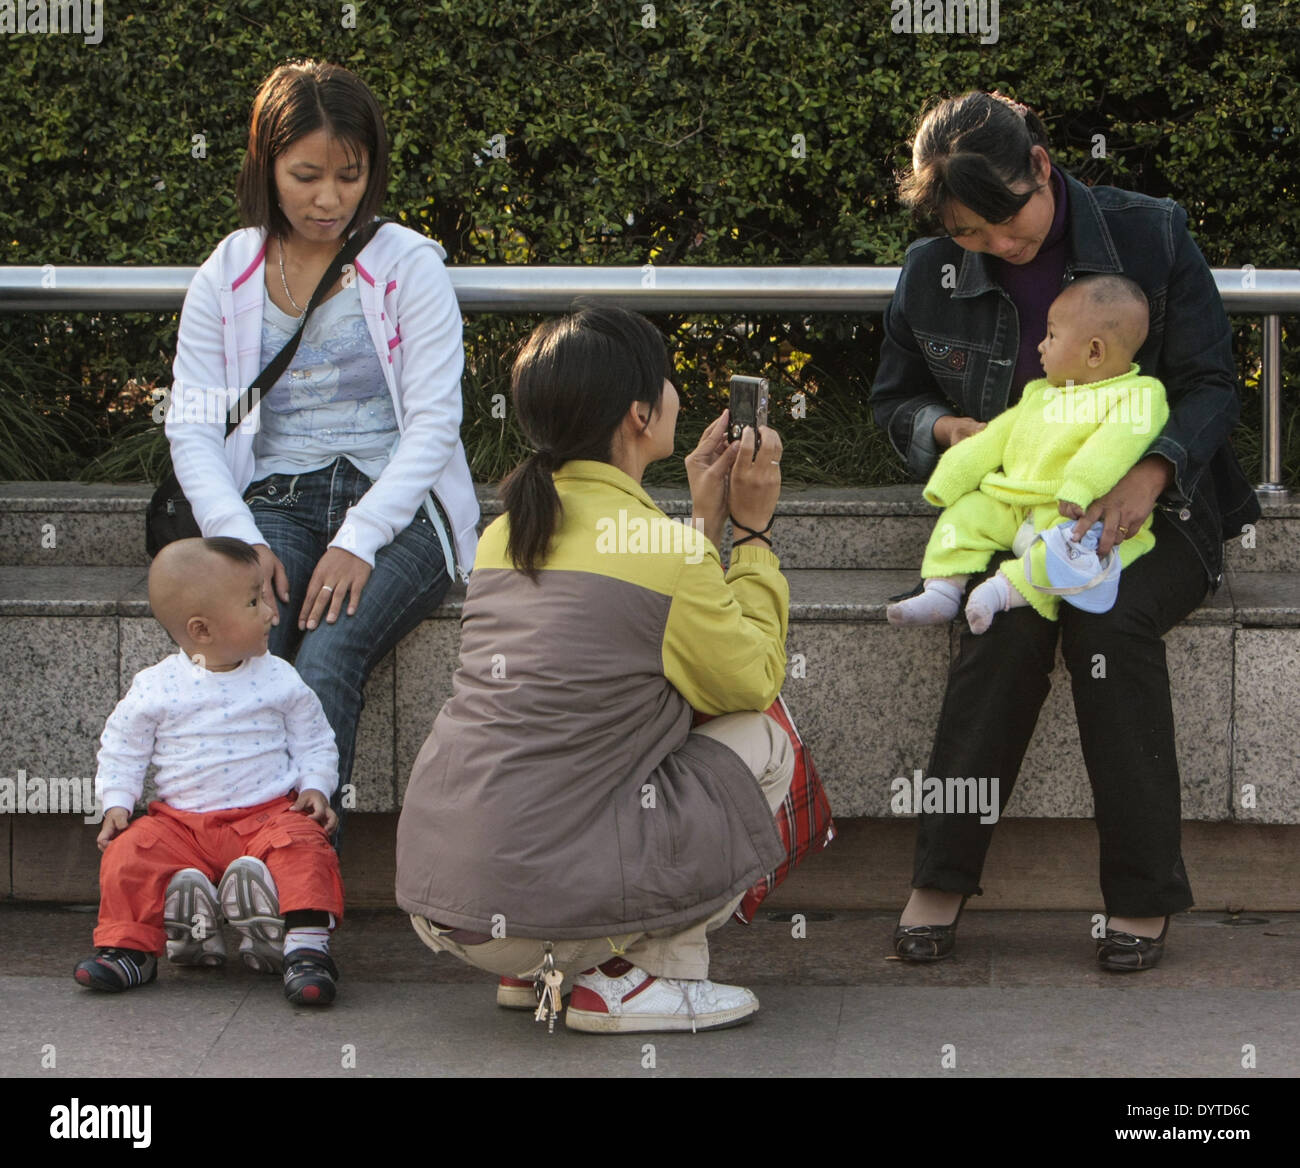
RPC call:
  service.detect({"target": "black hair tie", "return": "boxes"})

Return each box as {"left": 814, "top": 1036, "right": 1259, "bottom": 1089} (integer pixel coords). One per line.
{"left": 730, "top": 513, "right": 775, "bottom": 548}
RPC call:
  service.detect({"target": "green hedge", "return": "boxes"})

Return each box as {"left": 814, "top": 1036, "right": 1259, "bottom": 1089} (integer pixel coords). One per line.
{"left": 2, "top": 0, "right": 1296, "bottom": 487}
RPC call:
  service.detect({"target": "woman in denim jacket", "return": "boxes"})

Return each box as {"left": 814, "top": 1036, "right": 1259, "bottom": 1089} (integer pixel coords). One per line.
{"left": 871, "top": 91, "right": 1259, "bottom": 970}
{"left": 166, "top": 62, "right": 479, "bottom": 843}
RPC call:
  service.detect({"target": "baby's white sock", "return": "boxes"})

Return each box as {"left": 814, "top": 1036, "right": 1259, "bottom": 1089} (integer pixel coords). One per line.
{"left": 887, "top": 576, "right": 967, "bottom": 626}
{"left": 965, "top": 571, "right": 1029, "bottom": 635}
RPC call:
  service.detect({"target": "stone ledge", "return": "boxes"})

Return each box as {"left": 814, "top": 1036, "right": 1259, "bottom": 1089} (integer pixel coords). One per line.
{"left": 4, "top": 479, "right": 1295, "bottom": 515}
{"left": 3, "top": 482, "right": 1293, "bottom": 571}
{"left": 0, "top": 566, "right": 466, "bottom": 619}
{"left": 7, "top": 814, "right": 1299, "bottom": 910}
{"left": 2, "top": 609, "right": 1296, "bottom": 821}
{"left": 1, "top": 564, "right": 1291, "bottom": 625}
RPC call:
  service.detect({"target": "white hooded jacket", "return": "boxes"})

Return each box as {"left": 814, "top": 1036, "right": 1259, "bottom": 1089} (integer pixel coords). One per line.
{"left": 165, "top": 220, "right": 479, "bottom": 580}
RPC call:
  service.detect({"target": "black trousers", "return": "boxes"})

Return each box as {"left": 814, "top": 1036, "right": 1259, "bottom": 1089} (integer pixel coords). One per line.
{"left": 912, "top": 511, "right": 1210, "bottom": 916}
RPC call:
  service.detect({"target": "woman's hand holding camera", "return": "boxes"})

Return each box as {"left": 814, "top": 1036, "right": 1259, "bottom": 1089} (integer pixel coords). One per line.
{"left": 685, "top": 412, "right": 782, "bottom": 550}
{"left": 685, "top": 410, "right": 740, "bottom": 549}
{"left": 729, "top": 423, "right": 782, "bottom": 544}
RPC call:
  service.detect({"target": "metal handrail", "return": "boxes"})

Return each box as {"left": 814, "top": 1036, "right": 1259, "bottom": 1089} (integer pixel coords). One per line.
{"left": 2, "top": 265, "right": 1294, "bottom": 494}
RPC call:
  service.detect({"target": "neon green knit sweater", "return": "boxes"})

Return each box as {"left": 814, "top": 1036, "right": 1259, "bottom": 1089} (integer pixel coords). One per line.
{"left": 924, "top": 365, "right": 1170, "bottom": 512}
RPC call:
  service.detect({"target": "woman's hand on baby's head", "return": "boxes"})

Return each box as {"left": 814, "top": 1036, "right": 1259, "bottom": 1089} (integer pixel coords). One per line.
{"left": 96, "top": 807, "right": 130, "bottom": 852}
{"left": 253, "top": 543, "right": 289, "bottom": 621}
{"left": 292, "top": 788, "right": 339, "bottom": 837}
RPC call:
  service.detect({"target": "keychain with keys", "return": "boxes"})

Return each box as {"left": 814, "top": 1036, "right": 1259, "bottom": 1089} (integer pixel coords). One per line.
{"left": 533, "top": 944, "right": 564, "bottom": 1033}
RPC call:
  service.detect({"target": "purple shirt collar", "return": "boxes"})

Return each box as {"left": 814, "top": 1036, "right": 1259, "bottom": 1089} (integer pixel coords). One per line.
{"left": 993, "top": 165, "right": 1071, "bottom": 400}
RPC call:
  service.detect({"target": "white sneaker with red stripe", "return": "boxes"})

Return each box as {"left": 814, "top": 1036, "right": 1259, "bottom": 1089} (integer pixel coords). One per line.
{"left": 497, "top": 974, "right": 572, "bottom": 1009}
{"left": 564, "top": 958, "right": 759, "bottom": 1034}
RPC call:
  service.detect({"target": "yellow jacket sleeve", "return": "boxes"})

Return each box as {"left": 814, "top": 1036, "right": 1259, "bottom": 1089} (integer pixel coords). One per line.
{"left": 1057, "top": 379, "right": 1170, "bottom": 508}
{"left": 662, "top": 543, "right": 789, "bottom": 715}
{"left": 923, "top": 404, "right": 1021, "bottom": 508}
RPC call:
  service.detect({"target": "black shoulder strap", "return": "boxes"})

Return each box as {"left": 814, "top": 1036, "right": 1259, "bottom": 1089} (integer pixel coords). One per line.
{"left": 223, "top": 217, "right": 390, "bottom": 438}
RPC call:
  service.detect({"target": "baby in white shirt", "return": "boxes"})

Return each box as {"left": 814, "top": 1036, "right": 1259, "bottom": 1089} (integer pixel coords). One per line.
{"left": 74, "top": 537, "right": 346, "bottom": 1006}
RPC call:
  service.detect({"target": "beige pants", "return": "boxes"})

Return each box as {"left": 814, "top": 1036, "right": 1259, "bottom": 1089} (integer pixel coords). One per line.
{"left": 409, "top": 710, "right": 795, "bottom": 983}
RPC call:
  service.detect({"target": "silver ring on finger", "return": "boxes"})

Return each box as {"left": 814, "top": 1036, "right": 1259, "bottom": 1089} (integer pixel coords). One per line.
{"left": 320, "top": 584, "right": 335, "bottom": 593}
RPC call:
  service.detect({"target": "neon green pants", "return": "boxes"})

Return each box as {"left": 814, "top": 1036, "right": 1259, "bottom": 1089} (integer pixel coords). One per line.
{"left": 920, "top": 490, "right": 1156, "bottom": 620}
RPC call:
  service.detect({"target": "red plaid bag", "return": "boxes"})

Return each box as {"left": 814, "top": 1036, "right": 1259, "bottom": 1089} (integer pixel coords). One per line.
{"left": 694, "top": 695, "right": 836, "bottom": 925}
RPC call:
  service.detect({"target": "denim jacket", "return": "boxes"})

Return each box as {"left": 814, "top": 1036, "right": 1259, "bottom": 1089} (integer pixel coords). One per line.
{"left": 870, "top": 168, "right": 1261, "bottom": 588}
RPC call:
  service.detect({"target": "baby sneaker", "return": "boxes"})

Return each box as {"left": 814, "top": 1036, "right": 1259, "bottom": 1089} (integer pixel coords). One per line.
{"left": 73, "top": 947, "right": 158, "bottom": 993}
{"left": 163, "top": 868, "right": 227, "bottom": 967}
{"left": 217, "top": 857, "right": 284, "bottom": 974}
{"left": 565, "top": 957, "right": 759, "bottom": 1034}
{"left": 283, "top": 949, "right": 340, "bottom": 1007}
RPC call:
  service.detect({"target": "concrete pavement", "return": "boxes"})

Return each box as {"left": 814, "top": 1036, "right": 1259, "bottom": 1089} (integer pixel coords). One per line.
{"left": 3, "top": 905, "right": 1297, "bottom": 1078}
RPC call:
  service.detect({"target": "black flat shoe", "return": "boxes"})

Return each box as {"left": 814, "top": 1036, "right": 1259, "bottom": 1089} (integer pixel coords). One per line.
{"left": 893, "top": 896, "right": 968, "bottom": 962}
{"left": 1097, "top": 916, "right": 1170, "bottom": 972}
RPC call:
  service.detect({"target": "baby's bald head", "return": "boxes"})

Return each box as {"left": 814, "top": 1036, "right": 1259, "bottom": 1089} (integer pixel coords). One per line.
{"left": 149, "top": 537, "right": 263, "bottom": 649}
{"left": 1057, "top": 274, "right": 1150, "bottom": 362}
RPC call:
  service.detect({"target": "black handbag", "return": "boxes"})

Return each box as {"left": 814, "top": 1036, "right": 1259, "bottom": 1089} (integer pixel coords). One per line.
{"left": 146, "top": 218, "right": 388, "bottom": 558}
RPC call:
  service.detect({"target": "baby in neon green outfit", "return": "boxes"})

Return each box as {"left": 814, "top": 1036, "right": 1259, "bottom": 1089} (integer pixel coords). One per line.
{"left": 888, "top": 274, "right": 1169, "bottom": 634}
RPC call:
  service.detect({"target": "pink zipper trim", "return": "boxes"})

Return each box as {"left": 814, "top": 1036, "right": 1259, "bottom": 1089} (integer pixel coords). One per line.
{"left": 354, "top": 259, "right": 376, "bottom": 286}
{"left": 388, "top": 325, "right": 402, "bottom": 350}
{"left": 231, "top": 244, "right": 267, "bottom": 291}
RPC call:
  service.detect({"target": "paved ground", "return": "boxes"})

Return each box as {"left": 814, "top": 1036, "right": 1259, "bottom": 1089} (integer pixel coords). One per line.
{"left": 3, "top": 905, "right": 1297, "bottom": 1080}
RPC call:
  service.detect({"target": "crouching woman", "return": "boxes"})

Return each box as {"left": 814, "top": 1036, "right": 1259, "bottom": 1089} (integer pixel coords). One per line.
{"left": 396, "top": 305, "right": 794, "bottom": 1034}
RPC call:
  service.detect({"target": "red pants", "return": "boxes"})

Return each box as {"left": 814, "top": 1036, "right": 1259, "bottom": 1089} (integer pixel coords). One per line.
{"left": 95, "top": 796, "right": 345, "bottom": 953}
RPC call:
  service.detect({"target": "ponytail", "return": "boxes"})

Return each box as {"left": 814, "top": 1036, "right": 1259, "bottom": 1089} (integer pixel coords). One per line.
{"left": 502, "top": 451, "right": 563, "bottom": 580}
{"left": 501, "top": 305, "right": 671, "bottom": 580}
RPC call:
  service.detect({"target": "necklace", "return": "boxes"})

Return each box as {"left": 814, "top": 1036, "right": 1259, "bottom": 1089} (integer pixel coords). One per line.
{"left": 277, "top": 241, "right": 308, "bottom": 316}
{"left": 276, "top": 236, "right": 347, "bottom": 316}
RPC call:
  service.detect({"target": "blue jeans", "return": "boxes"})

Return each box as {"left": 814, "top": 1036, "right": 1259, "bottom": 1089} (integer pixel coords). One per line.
{"left": 243, "top": 458, "right": 452, "bottom": 846}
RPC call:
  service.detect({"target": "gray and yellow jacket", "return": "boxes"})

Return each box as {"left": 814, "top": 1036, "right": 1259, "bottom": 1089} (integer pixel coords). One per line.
{"left": 395, "top": 459, "right": 789, "bottom": 939}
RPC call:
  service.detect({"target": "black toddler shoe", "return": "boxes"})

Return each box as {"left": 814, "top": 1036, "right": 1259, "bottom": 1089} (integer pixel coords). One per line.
{"left": 283, "top": 948, "right": 339, "bottom": 1005}
{"left": 73, "top": 947, "right": 158, "bottom": 992}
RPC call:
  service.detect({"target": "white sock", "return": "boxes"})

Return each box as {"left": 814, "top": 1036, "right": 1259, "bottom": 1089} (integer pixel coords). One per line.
{"left": 284, "top": 913, "right": 334, "bottom": 955}
{"left": 965, "top": 571, "right": 1028, "bottom": 635}
{"left": 887, "top": 577, "right": 967, "bottom": 626}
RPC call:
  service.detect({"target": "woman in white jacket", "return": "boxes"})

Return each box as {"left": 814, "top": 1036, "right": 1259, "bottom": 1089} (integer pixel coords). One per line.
{"left": 166, "top": 61, "right": 478, "bottom": 836}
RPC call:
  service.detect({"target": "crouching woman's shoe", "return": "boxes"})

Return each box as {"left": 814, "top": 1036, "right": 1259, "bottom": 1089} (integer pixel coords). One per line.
{"left": 1097, "top": 916, "right": 1170, "bottom": 972}
{"left": 893, "top": 897, "right": 968, "bottom": 962}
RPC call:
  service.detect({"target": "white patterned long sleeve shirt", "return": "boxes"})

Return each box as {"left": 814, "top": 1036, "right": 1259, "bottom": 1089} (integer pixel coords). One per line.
{"left": 95, "top": 650, "right": 338, "bottom": 815}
